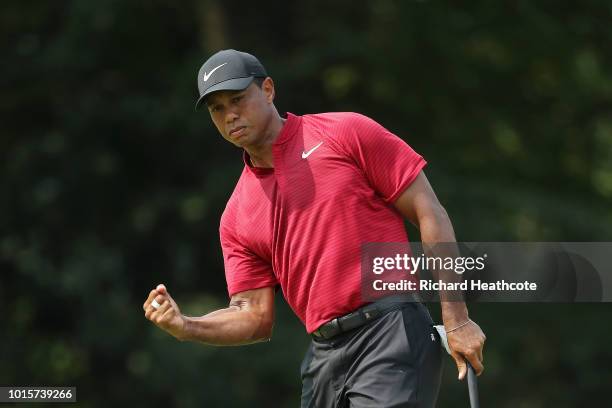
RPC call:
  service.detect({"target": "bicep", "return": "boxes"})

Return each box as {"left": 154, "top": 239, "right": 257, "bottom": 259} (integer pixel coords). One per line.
{"left": 393, "top": 170, "right": 446, "bottom": 228}
{"left": 229, "top": 286, "right": 276, "bottom": 320}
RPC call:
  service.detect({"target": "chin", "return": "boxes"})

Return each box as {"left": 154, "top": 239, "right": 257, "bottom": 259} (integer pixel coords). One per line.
{"left": 232, "top": 136, "right": 251, "bottom": 148}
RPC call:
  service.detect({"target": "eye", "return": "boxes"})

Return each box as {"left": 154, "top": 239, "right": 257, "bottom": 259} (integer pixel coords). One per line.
{"left": 231, "top": 95, "right": 244, "bottom": 104}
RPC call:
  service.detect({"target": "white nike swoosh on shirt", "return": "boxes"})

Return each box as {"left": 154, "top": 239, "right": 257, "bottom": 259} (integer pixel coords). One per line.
{"left": 203, "top": 62, "right": 227, "bottom": 81}
{"left": 301, "top": 141, "right": 324, "bottom": 159}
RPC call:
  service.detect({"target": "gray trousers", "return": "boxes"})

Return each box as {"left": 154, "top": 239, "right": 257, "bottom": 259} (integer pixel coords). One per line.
{"left": 300, "top": 303, "right": 444, "bottom": 408}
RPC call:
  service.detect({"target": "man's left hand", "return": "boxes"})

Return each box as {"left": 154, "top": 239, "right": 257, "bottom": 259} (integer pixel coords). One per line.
{"left": 446, "top": 319, "right": 486, "bottom": 380}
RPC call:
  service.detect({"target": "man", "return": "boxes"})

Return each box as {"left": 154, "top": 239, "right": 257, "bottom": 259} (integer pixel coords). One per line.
{"left": 143, "top": 49, "right": 486, "bottom": 407}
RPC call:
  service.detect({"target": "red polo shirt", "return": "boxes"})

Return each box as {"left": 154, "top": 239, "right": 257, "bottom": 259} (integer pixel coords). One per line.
{"left": 219, "top": 112, "right": 426, "bottom": 333}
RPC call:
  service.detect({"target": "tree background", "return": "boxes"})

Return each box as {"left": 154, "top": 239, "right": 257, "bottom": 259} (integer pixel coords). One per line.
{"left": 2, "top": 1, "right": 612, "bottom": 407}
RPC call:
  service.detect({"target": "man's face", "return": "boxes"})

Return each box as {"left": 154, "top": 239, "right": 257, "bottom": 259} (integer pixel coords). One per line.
{"left": 205, "top": 78, "right": 275, "bottom": 148}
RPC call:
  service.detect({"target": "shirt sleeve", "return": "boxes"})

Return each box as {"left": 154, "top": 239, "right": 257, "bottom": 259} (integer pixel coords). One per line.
{"left": 331, "top": 113, "right": 427, "bottom": 203}
{"left": 219, "top": 212, "right": 278, "bottom": 297}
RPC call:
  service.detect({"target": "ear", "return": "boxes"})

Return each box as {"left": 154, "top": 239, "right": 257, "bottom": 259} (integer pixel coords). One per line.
{"left": 262, "top": 77, "right": 275, "bottom": 103}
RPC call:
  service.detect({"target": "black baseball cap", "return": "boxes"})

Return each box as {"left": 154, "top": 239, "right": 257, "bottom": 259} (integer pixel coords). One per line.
{"left": 195, "top": 49, "right": 267, "bottom": 110}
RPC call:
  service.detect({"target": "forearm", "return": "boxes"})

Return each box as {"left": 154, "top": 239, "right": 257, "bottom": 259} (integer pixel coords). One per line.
{"left": 180, "top": 306, "right": 272, "bottom": 346}
{"left": 418, "top": 206, "right": 469, "bottom": 326}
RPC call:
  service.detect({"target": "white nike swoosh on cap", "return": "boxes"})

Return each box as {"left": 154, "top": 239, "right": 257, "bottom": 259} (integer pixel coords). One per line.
{"left": 203, "top": 62, "right": 227, "bottom": 82}
{"left": 302, "top": 141, "right": 323, "bottom": 159}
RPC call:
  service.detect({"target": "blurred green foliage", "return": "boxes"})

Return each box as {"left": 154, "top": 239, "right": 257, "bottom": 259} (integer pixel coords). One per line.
{"left": 2, "top": 1, "right": 612, "bottom": 407}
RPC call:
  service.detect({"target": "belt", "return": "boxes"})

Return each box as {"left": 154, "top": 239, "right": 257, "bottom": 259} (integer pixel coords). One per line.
{"left": 311, "top": 294, "right": 421, "bottom": 340}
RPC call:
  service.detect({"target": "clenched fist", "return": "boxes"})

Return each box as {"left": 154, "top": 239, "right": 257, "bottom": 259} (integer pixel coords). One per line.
{"left": 143, "top": 284, "right": 187, "bottom": 340}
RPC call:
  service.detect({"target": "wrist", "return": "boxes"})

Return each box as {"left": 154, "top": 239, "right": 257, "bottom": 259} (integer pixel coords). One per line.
{"left": 445, "top": 318, "right": 472, "bottom": 333}
{"left": 174, "top": 315, "right": 191, "bottom": 341}
{"left": 441, "top": 301, "right": 468, "bottom": 327}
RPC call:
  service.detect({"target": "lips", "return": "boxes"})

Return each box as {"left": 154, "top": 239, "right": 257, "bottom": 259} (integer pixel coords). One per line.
{"left": 229, "top": 126, "right": 246, "bottom": 138}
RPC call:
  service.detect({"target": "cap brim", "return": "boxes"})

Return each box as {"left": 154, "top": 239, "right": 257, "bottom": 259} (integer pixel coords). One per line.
{"left": 194, "top": 76, "right": 255, "bottom": 111}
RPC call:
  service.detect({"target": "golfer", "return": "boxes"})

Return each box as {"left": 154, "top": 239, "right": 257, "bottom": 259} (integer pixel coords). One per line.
{"left": 144, "top": 49, "right": 486, "bottom": 407}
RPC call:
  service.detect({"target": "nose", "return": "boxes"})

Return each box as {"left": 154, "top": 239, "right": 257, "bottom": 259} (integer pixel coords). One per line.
{"left": 224, "top": 106, "right": 240, "bottom": 125}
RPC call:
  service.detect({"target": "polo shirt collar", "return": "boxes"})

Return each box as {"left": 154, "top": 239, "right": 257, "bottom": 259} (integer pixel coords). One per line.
{"left": 243, "top": 112, "right": 301, "bottom": 176}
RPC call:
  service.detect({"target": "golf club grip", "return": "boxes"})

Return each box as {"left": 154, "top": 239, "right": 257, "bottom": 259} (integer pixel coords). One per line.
{"left": 466, "top": 361, "right": 480, "bottom": 408}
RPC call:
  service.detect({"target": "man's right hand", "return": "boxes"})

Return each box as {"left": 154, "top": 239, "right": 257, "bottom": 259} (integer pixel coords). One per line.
{"left": 143, "top": 284, "right": 187, "bottom": 340}
{"left": 143, "top": 286, "right": 275, "bottom": 346}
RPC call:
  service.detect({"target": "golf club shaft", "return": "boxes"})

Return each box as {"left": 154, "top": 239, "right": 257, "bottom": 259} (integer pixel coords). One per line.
{"left": 466, "top": 361, "right": 479, "bottom": 408}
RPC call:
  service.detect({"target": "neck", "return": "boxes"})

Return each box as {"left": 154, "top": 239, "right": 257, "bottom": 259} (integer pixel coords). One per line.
{"left": 245, "top": 110, "right": 286, "bottom": 168}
